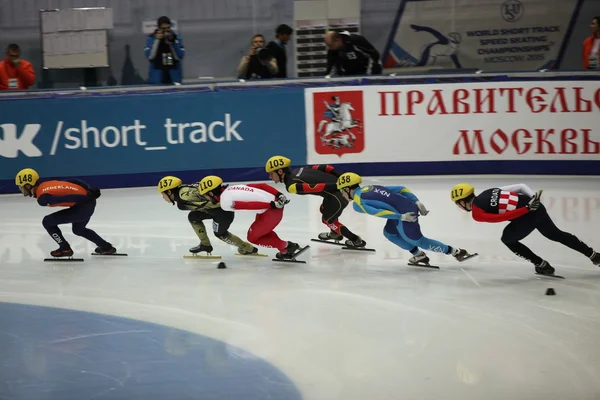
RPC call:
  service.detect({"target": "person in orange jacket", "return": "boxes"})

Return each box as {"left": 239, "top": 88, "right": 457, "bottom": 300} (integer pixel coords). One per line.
{"left": 583, "top": 16, "right": 600, "bottom": 70}
{"left": 15, "top": 168, "right": 117, "bottom": 258}
{"left": 0, "top": 44, "right": 36, "bottom": 90}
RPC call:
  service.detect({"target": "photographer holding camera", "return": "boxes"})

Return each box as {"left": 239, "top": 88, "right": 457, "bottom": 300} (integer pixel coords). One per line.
{"left": 237, "top": 34, "right": 278, "bottom": 79}
{"left": 144, "top": 16, "right": 185, "bottom": 84}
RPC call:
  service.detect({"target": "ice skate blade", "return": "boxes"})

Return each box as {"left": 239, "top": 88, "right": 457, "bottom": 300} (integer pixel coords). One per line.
{"left": 341, "top": 246, "right": 376, "bottom": 252}
{"left": 273, "top": 245, "right": 310, "bottom": 264}
{"left": 535, "top": 273, "right": 565, "bottom": 279}
{"left": 407, "top": 262, "right": 439, "bottom": 269}
{"left": 311, "top": 238, "right": 344, "bottom": 246}
{"left": 44, "top": 257, "right": 84, "bottom": 262}
{"left": 184, "top": 254, "right": 222, "bottom": 259}
{"left": 235, "top": 253, "right": 268, "bottom": 257}
{"left": 458, "top": 253, "right": 478, "bottom": 262}
{"left": 91, "top": 253, "right": 128, "bottom": 256}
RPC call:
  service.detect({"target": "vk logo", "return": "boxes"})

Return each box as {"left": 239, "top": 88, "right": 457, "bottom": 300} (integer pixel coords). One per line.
{"left": 0, "top": 123, "right": 42, "bottom": 158}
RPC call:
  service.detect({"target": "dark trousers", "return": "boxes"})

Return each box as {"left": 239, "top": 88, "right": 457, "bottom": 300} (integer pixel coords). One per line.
{"left": 42, "top": 201, "right": 110, "bottom": 250}
{"left": 188, "top": 208, "right": 234, "bottom": 238}
{"left": 319, "top": 192, "right": 358, "bottom": 240}
{"left": 501, "top": 204, "right": 593, "bottom": 265}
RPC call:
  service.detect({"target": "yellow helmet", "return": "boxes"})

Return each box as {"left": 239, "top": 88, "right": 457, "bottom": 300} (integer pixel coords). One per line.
{"left": 198, "top": 175, "right": 223, "bottom": 195}
{"left": 265, "top": 155, "right": 291, "bottom": 173}
{"left": 337, "top": 172, "right": 362, "bottom": 190}
{"left": 158, "top": 176, "right": 182, "bottom": 193}
{"left": 451, "top": 183, "right": 475, "bottom": 202}
{"left": 15, "top": 168, "right": 39, "bottom": 187}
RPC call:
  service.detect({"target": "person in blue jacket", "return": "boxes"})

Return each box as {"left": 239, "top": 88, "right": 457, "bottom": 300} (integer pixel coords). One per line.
{"left": 144, "top": 16, "right": 185, "bottom": 84}
{"left": 336, "top": 172, "right": 476, "bottom": 267}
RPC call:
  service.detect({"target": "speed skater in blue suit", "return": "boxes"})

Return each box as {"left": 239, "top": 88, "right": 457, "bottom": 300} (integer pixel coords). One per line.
{"left": 336, "top": 172, "right": 477, "bottom": 266}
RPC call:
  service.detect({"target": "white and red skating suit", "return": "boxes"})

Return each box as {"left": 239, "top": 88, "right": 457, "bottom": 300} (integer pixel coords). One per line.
{"left": 471, "top": 183, "right": 534, "bottom": 223}
{"left": 219, "top": 183, "right": 288, "bottom": 251}
{"left": 219, "top": 183, "right": 279, "bottom": 213}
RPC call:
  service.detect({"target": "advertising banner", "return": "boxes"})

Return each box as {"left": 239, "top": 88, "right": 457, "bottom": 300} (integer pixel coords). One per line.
{"left": 305, "top": 82, "right": 600, "bottom": 165}
{"left": 0, "top": 89, "right": 306, "bottom": 185}
{"left": 382, "top": 0, "right": 580, "bottom": 71}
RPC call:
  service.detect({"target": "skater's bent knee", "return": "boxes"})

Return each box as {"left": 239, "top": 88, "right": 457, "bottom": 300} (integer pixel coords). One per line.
{"left": 383, "top": 229, "right": 396, "bottom": 239}
{"left": 72, "top": 225, "right": 87, "bottom": 236}
{"left": 247, "top": 230, "right": 259, "bottom": 244}
{"left": 501, "top": 235, "right": 515, "bottom": 245}
{"left": 214, "top": 231, "right": 228, "bottom": 239}
{"left": 42, "top": 216, "right": 54, "bottom": 228}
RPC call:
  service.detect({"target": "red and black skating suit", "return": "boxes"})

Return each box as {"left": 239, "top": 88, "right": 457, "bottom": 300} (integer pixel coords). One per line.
{"left": 283, "top": 165, "right": 359, "bottom": 241}
{"left": 471, "top": 184, "right": 594, "bottom": 267}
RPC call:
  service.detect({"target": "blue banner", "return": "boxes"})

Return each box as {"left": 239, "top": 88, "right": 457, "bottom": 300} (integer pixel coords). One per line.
{"left": 0, "top": 88, "right": 307, "bottom": 193}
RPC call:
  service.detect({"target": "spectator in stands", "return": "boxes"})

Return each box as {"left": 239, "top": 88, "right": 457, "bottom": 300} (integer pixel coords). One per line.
{"left": 237, "top": 34, "right": 278, "bottom": 79}
{"left": 0, "top": 44, "right": 35, "bottom": 90}
{"left": 324, "top": 30, "right": 382, "bottom": 77}
{"left": 266, "top": 24, "right": 294, "bottom": 78}
{"left": 583, "top": 16, "right": 600, "bottom": 70}
{"left": 144, "top": 16, "right": 185, "bottom": 84}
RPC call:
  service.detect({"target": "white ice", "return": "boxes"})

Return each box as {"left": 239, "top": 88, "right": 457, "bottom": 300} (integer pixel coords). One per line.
{"left": 1, "top": 175, "right": 600, "bottom": 400}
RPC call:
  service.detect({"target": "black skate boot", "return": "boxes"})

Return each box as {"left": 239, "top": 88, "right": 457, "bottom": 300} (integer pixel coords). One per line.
{"left": 318, "top": 231, "right": 344, "bottom": 242}
{"left": 452, "top": 248, "right": 478, "bottom": 262}
{"left": 94, "top": 244, "right": 116, "bottom": 255}
{"left": 275, "top": 241, "right": 300, "bottom": 260}
{"left": 238, "top": 246, "right": 259, "bottom": 255}
{"left": 50, "top": 247, "right": 74, "bottom": 258}
{"left": 344, "top": 237, "right": 367, "bottom": 248}
{"left": 590, "top": 251, "right": 600, "bottom": 266}
{"left": 534, "top": 260, "right": 555, "bottom": 275}
{"left": 189, "top": 244, "right": 214, "bottom": 254}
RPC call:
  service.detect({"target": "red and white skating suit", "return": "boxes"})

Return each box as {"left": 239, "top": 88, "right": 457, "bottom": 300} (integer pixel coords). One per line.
{"left": 220, "top": 183, "right": 288, "bottom": 251}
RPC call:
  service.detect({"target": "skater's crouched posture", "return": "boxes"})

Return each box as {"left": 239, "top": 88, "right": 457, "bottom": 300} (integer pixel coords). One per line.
{"left": 15, "top": 168, "right": 116, "bottom": 258}
{"left": 337, "top": 172, "right": 473, "bottom": 266}
{"left": 451, "top": 182, "right": 599, "bottom": 275}
{"left": 266, "top": 155, "right": 366, "bottom": 248}
{"left": 197, "top": 175, "right": 301, "bottom": 260}
{"left": 158, "top": 176, "right": 257, "bottom": 255}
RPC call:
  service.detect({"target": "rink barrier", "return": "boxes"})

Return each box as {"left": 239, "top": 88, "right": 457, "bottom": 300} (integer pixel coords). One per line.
{"left": 1, "top": 71, "right": 599, "bottom": 194}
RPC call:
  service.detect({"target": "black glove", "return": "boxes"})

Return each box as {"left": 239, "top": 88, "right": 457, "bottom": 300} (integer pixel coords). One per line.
{"left": 88, "top": 187, "right": 101, "bottom": 199}
{"left": 526, "top": 190, "right": 543, "bottom": 211}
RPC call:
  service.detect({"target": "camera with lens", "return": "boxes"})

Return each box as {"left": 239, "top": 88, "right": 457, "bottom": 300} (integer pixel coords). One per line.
{"left": 255, "top": 47, "right": 272, "bottom": 62}
{"left": 155, "top": 28, "right": 174, "bottom": 42}
{"left": 162, "top": 29, "right": 175, "bottom": 42}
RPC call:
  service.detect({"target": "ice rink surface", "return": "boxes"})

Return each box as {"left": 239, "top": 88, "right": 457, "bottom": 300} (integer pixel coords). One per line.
{"left": 1, "top": 175, "right": 600, "bottom": 400}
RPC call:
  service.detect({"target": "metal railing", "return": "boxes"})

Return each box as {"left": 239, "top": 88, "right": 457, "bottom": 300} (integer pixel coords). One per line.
{"left": 1, "top": 69, "right": 599, "bottom": 101}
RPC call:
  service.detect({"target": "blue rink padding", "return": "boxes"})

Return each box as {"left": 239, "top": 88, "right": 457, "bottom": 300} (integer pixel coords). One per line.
{"left": 0, "top": 302, "right": 302, "bottom": 400}
{"left": 1, "top": 74, "right": 599, "bottom": 194}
